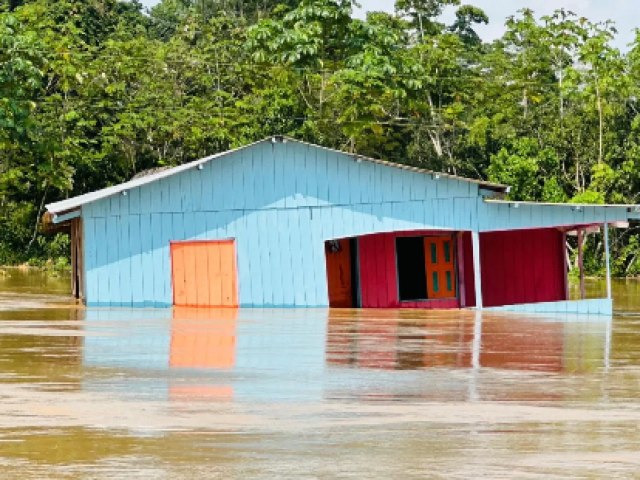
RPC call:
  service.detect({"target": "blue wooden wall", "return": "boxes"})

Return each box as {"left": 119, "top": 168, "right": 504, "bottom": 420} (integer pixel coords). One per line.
{"left": 81, "top": 140, "right": 632, "bottom": 307}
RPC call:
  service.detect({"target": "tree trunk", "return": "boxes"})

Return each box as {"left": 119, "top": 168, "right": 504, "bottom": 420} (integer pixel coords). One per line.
{"left": 596, "top": 81, "right": 604, "bottom": 164}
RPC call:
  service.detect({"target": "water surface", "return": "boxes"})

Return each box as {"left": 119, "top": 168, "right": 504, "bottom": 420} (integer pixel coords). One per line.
{"left": 1, "top": 269, "right": 640, "bottom": 478}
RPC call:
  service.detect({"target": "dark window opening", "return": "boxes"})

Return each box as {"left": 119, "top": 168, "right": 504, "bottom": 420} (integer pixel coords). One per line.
{"left": 396, "top": 237, "right": 427, "bottom": 301}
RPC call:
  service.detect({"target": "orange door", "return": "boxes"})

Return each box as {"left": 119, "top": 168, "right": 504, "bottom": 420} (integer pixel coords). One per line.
{"left": 171, "top": 240, "right": 238, "bottom": 307}
{"left": 325, "top": 239, "right": 353, "bottom": 307}
{"left": 424, "top": 236, "right": 457, "bottom": 299}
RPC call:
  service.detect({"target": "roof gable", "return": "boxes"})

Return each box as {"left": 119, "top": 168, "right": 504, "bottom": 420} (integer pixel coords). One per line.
{"left": 46, "top": 137, "right": 507, "bottom": 216}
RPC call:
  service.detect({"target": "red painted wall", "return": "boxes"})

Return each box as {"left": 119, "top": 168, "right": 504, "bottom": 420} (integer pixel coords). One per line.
{"left": 460, "top": 232, "right": 476, "bottom": 308}
{"left": 358, "top": 233, "right": 398, "bottom": 308}
{"left": 479, "top": 228, "right": 567, "bottom": 308}
{"left": 358, "top": 231, "right": 471, "bottom": 309}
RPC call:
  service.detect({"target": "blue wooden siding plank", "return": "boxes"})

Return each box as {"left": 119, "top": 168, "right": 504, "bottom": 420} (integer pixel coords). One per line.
{"left": 189, "top": 167, "right": 203, "bottom": 212}
{"left": 396, "top": 169, "right": 409, "bottom": 202}
{"left": 451, "top": 199, "right": 463, "bottom": 230}
{"left": 260, "top": 144, "right": 275, "bottom": 210}
{"left": 283, "top": 142, "right": 297, "bottom": 208}
{"left": 129, "top": 214, "right": 143, "bottom": 305}
{"left": 332, "top": 205, "right": 346, "bottom": 240}
{"left": 371, "top": 164, "right": 382, "bottom": 201}
{"left": 225, "top": 210, "right": 240, "bottom": 239}
{"left": 287, "top": 210, "right": 306, "bottom": 305}
{"left": 104, "top": 216, "right": 120, "bottom": 304}
{"left": 264, "top": 209, "right": 282, "bottom": 305}
{"left": 167, "top": 172, "right": 182, "bottom": 213}
{"left": 236, "top": 213, "right": 253, "bottom": 306}
{"left": 243, "top": 145, "right": 256, "bottom": 210}
{"left": 212, "top": 156, "right": 228, "bottom": 210}
{"left": 217, "top": 159, "right": 231, "bottom": 211}
{"left": 140, "top": 183, "right": 152, "bottom": 215}
{"left": 308, "top": 207, "right": 325, "bottom": 304}
{"left": 204, "top": 211, "right": 224, "bottom": 239}
{"left": 183, "top": 211, "right": 197, "bottom": 240}
{"left": 155, "top": 178, "right": 169, "bottom": 214}
{"left": 297, "top": 208, "right": 314, "bottom": 305}
{"left": 446, "top": 178, "right": 470, "bottom": 199}
{"left": 431, "top": 199, "right": 443, "bottom": 230}
{"left": 116, "top": 216, "right": 132, "bottom": 306}
{"left": 399, "top": 169, "right": 410, "bottom": 202}
{"left": 257, "top": 144, "right": 270, "bottom": 209}
{"left": 420, "top": 199, "right": 433, "bottom": 228}
{"left": 255, "top": 211, "right": 272, "bottom": 305}
{"left": 150, "top": 213, "right": 165, "bottom": 304}
{"left": 372, "top": 202, "right": 387, "bottom": 233}
{"left": 118, "top": 187, "right": 131, "bottom": 215}
{"left": 193, "top": 212, "right": 208, "bottom": 240}
{"left": 233, "top": 148, "right": 246, "bottom": 210}
{"left": 408, "top": 171, "right": 420, "bottom": 201}
{"left": 296, "top": 143, "right": 310, "bottom": 206}
{"left": 304, "top": 145, "right": 318, "bottom": 207}
{"left": 351, "top": 204, "right": 365, "bottom": 237}
{"left": 338, "top": 152, "right": 353, "bottom": 206}
{"left": 82, "top": 202, "right": 97, "bottom": 219}
{"left": 390, "top": 202, "right": 407, "bottom": 231}
{"left": 271, "top": 208, "right": 287, "bottom": 304}
{"left": 139, "top": 214, "right": 154, "bottom": 305}
{"left": 326, "top": 151, "right": 341, "bottom": 205}
{"left": 358, "top": 161, "right": 373, "bottom": 204}
{"left": 128, "top": 187, "right": 141, "bottom": 215}
{"left": 179, "top": 169, "right": 192, "bottom": 212}
{"left": 272, "top": 143, "right": 287, "bottom": 209}
{"left": 280, "top": 209, "right": 296, "bottom": 306}
{"left": 315, "top": 148, "right": 330, "bottom": 206}
{"left": 244, "top": 213, "right": 262, "bottom": 306}
{"left": 161, "top": 213, "right": 174, "bottom": 303}
{"left": 200, "top": 162, "right": 213, "bottom": 211}
{"left": 172, "top": 212, "right": 185, "bottom": 242}
{"left": 84, "top": 218, "right": 99, "bottom": 304}
{"left": 232, "top": 150, "right": 246, "bottom": 210}
{"left": 249, "top": 143, "right": 264, "bottom": 211}
{"left": 109, "top": 195, "right": 120, "bottom": 218}
{"left": 531, "top": 203, "right": 543, "bottom": 229}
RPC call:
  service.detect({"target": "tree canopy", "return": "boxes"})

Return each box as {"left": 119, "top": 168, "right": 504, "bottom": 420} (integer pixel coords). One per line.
{"left": 1, "top": 0, "right": 640, "bottom": 274}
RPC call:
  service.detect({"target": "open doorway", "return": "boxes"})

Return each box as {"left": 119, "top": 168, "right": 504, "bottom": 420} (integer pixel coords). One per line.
{"left": 325, "top": 238, "right": 359, "bottom": 307}
{"left": 396, "top": 237, "right": 427, "bottom": 301}
{"left": 396, "top": 235, "right": 457, "bottom": 302}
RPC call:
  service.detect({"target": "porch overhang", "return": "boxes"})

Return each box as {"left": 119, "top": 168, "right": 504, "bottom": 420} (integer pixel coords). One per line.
{"left": 480, "top": 199, "right": 639, "bottom": 232}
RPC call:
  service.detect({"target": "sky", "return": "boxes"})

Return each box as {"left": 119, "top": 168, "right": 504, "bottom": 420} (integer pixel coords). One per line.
{"left": 139, "top": 0, "right": 638, "bottom": 49}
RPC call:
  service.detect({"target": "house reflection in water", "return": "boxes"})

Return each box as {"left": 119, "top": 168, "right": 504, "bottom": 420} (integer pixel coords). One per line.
{"left": 82, "top": 308, "right": 610, "bottom": 402}
{"left": 82, "top": 308, "right": 328, "bottom": 402}
{"left": 169, "top": 307, "right": 237, "bottom": 400}
{"left": 326, "top": 310, "right": 609, "bottom": 374}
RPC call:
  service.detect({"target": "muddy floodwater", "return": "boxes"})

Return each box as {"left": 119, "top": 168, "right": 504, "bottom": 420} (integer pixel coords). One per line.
{"left": 2, "top": 270, "right": 640, "bottom": 478}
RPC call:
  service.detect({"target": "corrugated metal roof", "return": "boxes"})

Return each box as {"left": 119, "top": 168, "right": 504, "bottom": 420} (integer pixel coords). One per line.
{"left": 46, "top": 137, "right": 509, "bottom": 215}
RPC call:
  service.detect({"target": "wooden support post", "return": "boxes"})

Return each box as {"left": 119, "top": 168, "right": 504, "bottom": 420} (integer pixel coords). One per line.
{"left": 604, "top": 222, "right": 612, "bottom": 300}
{"left": 71, "top": 219, "right": 77, "bottom": 299}
{"left": 457, "top": 232, "right": 466, "bottom": 308}
{"left": 471, "top": 231, "right": 483, "bottom": 309}
{"left": 578, "top": 228, "right": 586, "bottom": 300}
{"left": 562, "top": 231, "right": 570, "bottom": 300}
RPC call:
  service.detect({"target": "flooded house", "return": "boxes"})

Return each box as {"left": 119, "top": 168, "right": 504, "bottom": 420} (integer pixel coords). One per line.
{"left": 46, "top": 137, "right": 639, "bottom": 314}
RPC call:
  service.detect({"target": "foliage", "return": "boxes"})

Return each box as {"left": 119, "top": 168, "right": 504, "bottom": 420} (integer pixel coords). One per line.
{"left": 1, "top": 0, "right": 640, "bottom": 275}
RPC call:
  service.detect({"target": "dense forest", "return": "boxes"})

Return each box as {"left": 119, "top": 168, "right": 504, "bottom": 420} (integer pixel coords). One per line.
{"left": 1, "top": 0, "right": 640, "bottom": 274}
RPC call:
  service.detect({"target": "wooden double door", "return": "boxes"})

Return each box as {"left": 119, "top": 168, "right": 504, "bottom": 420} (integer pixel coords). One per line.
{"left": 423, "top": 235, "right": 457, "bottom": 299}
